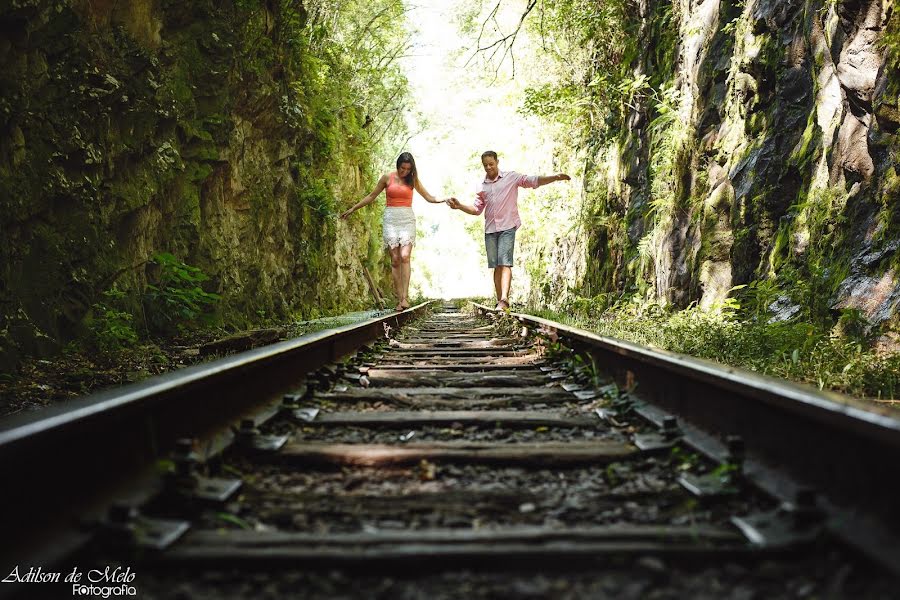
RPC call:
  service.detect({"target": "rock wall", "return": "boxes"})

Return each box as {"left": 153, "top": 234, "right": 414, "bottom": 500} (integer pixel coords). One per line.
{"left": 576, "top": 0, "right": 899, "bottom": 328}
{"left": 0, "top": 0, "right": 392, "bottom": 367}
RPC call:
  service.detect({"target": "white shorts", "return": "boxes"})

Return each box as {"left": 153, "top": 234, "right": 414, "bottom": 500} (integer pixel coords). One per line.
{"left": 382, "top": 207, "right": 416, "bottom": 249}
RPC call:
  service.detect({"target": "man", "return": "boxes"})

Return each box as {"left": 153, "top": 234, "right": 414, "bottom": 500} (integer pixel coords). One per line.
{"left": 448, "top": 151, "right": 570, "bottom": 311}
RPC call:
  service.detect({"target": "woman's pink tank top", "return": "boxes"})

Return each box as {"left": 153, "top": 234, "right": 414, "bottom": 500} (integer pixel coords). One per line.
{"left": 386, "top": 173, "right": 413, "bottom": 207}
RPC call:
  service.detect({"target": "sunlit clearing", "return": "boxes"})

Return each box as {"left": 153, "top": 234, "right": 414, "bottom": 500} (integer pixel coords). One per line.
{"left": 395, "top": 0, "right": 582, "bottom": 302}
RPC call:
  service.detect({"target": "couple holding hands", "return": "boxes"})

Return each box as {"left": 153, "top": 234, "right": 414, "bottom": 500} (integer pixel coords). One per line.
{"left": 340, "top": 151, "right": 570, "bottom": 312}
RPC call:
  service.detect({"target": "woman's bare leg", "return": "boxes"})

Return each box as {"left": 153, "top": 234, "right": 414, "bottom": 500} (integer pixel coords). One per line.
{"left": 399, "top": 244, "right": 412, "bottom": 309}
{"left": 389, "top": 246, "right": 403, "bottom": 310}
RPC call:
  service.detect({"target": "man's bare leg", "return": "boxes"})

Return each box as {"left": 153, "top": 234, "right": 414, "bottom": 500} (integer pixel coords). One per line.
{"left": 494, "top": 266, "right": 512, "bottom": 309}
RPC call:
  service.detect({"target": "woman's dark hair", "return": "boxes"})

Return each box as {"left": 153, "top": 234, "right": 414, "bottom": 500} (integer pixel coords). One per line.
{"left": 396, "top": 152, "right": 417, "bottom": 187}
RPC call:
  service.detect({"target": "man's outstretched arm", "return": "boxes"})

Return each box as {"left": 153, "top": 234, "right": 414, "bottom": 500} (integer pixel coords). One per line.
{"left": 535, "top": 173, "right": 571, "bottom": 186}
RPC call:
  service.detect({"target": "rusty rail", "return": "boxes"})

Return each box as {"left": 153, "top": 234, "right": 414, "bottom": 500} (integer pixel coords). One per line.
{"left": 0, "top": 302, "right": 431, "bottom": 573}
{"left": 472, "top": 303, "right": 900, "bottom": 573}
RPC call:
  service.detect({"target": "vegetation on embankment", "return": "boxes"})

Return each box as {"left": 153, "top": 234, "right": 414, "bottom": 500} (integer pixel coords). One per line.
{"left": 0, "top": 304, "right": 399, "bottom": 418}
{"left": 453, "top": 0, "right": 900, "bottom": 400}
{"left": 528, "top": 296, "right": 900, "bottom": 405}
{"left": 0, "top": 0, "right": 410, "bottom": 370}
{"left": 516, "top": 0, "right": 900, "bottom": 322}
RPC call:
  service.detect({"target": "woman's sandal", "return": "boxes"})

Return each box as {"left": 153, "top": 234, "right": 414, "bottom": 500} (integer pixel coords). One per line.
{"left": 496, "top": 299, "right": 510, "bottom": 311}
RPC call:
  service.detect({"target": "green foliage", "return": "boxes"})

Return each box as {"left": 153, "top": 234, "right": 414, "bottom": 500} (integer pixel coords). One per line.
{"left": 604, "top": 462, "right": 628, "bottom": 486}
{"left": 737, "top": 279, "right": 781, "bottom": 321}
{"left": 86, "top": 288, "right": 139, "bottom": 353}
{"left": 510, "top": 0, "right": 686, "bottom": 300}
{"left": 669, "top": 446, "right": 701, "bottom": 472}
{"left": 709, "top": 461, "right": 739, "bottom": 479}
{"left": 492, "top": 311, "right": 523, "bottom": 339}
{"left": 834, "top": 308, "right": 872, "bottom": 344}
{"left": 297, "top": 176, "right": 335, "bottom": 218}
{"left": 520, "top": 84, "right": 582, "bottom": 120}
{"left": 881, "top": 7, "right": 900, "bottom": 72}
{"left": 647, "top": 82, "right": 687, "bottom": 218}
{"left": 143, "top": 253, "right": 220, "bottom": 334}
{"left": 568, "top": 294, "right": 613, "bottom": 317}
{"left": 215, "top": 512, "right": 252, "bottom": 530}
{"left": 279, "top": 0, "right": 411, "bottom": 166}
{"left": 778, "top": 263, "right": 843, "bottom": 327}
{"left": 516, "top": 0, "right": 636, "bottom": 138}
{"left": 532, "top": 294, "right": 900, "bottom": 401}
{"left": 0, "top": 0, "right": 408, "bottom": 357}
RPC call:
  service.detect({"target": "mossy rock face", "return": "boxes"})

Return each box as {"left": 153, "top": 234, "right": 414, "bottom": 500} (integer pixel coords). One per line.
{"left": 569, "top": 0, "right": 899, "bottom": 328}
{"left": 0, "top": 0, "right": 394, "bottom": 365}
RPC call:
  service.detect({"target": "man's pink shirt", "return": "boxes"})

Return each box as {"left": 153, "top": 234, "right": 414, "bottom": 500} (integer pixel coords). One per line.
{"left": 472, "top": 171, "right": 539, "bottom": 234}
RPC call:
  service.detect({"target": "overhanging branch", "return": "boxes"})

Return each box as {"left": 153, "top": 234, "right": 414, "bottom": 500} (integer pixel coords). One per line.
{"left": 465, "top": 0, "right": 538, "bottom": 78}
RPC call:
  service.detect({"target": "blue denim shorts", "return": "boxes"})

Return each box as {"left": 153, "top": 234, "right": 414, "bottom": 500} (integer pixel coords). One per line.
{"left": 485, "top": 227, "right": 516, "bottom": 268}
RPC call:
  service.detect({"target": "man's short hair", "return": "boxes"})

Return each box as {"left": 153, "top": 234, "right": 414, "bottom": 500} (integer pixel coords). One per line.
{"left": 481, "top": 150, "right": 498, "bottom": 161}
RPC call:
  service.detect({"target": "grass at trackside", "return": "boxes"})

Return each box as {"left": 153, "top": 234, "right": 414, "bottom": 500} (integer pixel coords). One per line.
{"left": 520, "top": 302, "right": 900, "bottom": 412}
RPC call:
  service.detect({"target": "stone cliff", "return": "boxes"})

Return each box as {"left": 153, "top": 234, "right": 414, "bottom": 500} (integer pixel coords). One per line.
{"left": 0, "top": 0, "right": 395, "bottom": 367}
{"left": 566, "top": 0, "right": 898, "bottom": 329}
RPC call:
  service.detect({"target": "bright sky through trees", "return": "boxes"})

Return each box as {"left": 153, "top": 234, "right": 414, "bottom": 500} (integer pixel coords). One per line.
{"left": 397, "top": 0, "right": 580, "bottom": 301}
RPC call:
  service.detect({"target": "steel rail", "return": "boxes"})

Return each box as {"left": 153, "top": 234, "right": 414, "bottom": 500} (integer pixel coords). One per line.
{"left": 472, "top": 303, "right": 900, "bottom": 571}
{"left": 0, "top": 302, "right": 431, "bottom": 572}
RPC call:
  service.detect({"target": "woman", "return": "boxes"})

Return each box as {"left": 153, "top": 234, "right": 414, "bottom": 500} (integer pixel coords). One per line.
{"left": 340, "top": 152, "right": 452, "bottom": 311}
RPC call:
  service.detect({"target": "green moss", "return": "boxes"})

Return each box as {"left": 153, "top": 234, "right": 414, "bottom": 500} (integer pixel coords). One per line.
{"left": 171, "top": 177, "right": 201, "bottom": 226}
{"left": 790, "top": 110, "right": 821, "bottom": 168}
{"left": 107, "top": 162, "right": 163, "bottom": 212}
{"left": 183, "top": 161, "right": 213, "bottom": 183}
{"left": 768, "top": 221, "right": 791, "bottom": 274}
{"left": 162, "top": 68, "right": 195, "bottom": 107}
{"left": 755, "top": 32, "right": 782, "bottom": 69}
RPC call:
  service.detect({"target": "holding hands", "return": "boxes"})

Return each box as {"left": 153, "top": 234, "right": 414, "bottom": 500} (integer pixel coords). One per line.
{"left": 340, "top": 169, "right": 570, "bottom": 219}
{"left": 341, "top": 197, "right": 458, "bottom": 220}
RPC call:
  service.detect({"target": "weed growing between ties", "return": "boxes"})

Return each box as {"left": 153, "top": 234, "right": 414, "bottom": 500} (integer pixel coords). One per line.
{"left": 528, "top": 294, "right": 900, "bottom": 407}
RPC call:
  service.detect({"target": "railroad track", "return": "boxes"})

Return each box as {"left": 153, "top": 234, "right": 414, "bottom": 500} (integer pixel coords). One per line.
{"left": 1, "top": 302, "right": 897, "bottom": 598}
